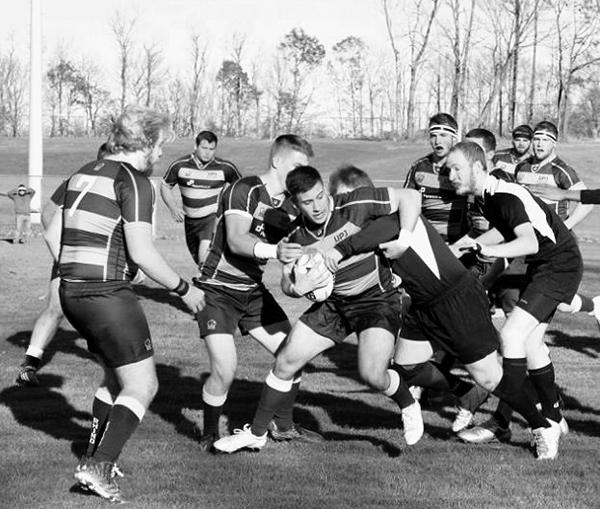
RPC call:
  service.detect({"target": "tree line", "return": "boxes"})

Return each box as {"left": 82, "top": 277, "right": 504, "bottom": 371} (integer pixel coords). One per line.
{"left": 1, "top": 0, "right": 599, "bottom": 140}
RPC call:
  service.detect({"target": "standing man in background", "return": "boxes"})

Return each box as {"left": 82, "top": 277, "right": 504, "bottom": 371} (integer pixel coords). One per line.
{"left": 1, "top": 184, "right": 36, "bottom": 244}
{"left": 161, "top": 130, "right": 241, "bottom": 267}
{"left": 493, "top": 124, "right": 533, "bottom": 180}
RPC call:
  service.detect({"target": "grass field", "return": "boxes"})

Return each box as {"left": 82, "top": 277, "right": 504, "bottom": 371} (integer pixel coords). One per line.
{"left": 1, "top": 138, "right": 600, "bottom": 508}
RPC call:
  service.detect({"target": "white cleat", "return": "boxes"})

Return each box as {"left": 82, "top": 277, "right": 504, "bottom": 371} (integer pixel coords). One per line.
{"left": 559, "top": 417, "right": 569, "bottom": 436}
{"left": 401, "top": 400, "right": 424, "bottom": 446}
{"left": 458, "top": 417, "right": 511, "bottom": 444}
{"left": 213, "top": 424, "right": 267, "bottom": 454}
{"left": 589, "top": 296, "right": 600, "bottom": 331}
{"left": 532, "top": 419, "right": 561, "bottom": 460}
{"left": 408, "top": 385, "right": 423, "bottom": 402}
{"left": 452, "top": 407, "right": 474, "bottom": 433}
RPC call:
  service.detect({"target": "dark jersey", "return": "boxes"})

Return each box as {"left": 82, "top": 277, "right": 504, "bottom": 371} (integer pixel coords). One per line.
{"left": 50, "top": 180, "right": 68, "bottom": 206}
{"left": 492, "top": 148, "right": 530, "bottom": 179}
{"left": 515, "top": 155, "right": 581, "bottom": 221}
{"left": 59, "top": 159, "right": 152, "bottom": 281}
{"left": 335, "top": 215, "right": 468, "bottom": 307}
{"left": 481, "top": 176, "right": 579, "bottom": 266}
{"left": 404, "top": 153, "right": 469, "bottom": 242}
{"left": 200, "top": 175, "right": 296, "bottom": 290}
{"left": 581, "top": 189, "right": 600, "bottom": 204}
{"left": 288, "top": 187, "right": 394, "bottom": 297}
{"left": 162, "top": 153, "right": 241, "bottom": 219}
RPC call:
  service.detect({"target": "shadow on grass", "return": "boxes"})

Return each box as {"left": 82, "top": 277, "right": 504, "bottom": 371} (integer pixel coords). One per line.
{"left": 0, "top": 373, "right": 90, "bottom": 442}
{"left": 5, "top": 328, "right": 95, "bottom": 367}
{"left": 546, "top": 329, "right": 600, "bottom": 358}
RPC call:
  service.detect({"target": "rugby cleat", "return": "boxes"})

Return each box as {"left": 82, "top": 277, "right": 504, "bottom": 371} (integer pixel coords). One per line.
{"left": 401, "top": 400, "right": 424, "bottom": 446}
{"left": 457, "top": 417, "right": 511, "bottom": 444}
{"left": 74, "top": 458, "right": 123, "bottom": 502}
{"left": 558, "top": 417, "right": 569, "bottom": 436}
{"left": 198, "top": 433, "right": 219, "bottom": 452}
{"left": 532, "top": 419, "right": 561, "bottom": 460}
{"left": 589, "top": 296, "right": 600, "bottom": 331}
{"left": 15, "top": 365, "right": 40, "bottom": 387}
{"left": 452, "top": 407, "right": 474, "bottom": 433}
{"left": 213, "top": 424, "right": 267, "bottom": 453}
{"left": 408, "top": 385, "right": 423, "bottom": 402}
{"left": 267, "top": 421, "right": 324, "bottom": 443}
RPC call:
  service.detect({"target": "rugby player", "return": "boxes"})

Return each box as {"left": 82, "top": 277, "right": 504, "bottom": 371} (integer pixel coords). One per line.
{"left": 161, "top": 130, "right": 241, "bottom": 266}
{"left": 213, "top": 165, "right": 426, "bottom": 453}
{"left": 492, "top": 124, "right": 533, "bottom": 179}
{"left": 447, "top": 141, "right": 583, "bottom": 459}
{"left": 321, "top": 178, "right": 560, "bottom": 459}
{"left": 193, "top": 135, "right": 322, "bottom": 452}
{"left": 15, "top": 144, "right": 109, "bottom": 387}
{"left": 44, "top": 107, "right": 206, "bottom": 502}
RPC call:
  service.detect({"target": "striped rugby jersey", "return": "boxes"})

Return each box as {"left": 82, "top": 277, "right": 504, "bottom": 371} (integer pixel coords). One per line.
{"left": 334, "top": 214, "right": 468, "bottom": 307}
{"left": 481, "top": 176, "right": 578, "bottom": 265}
{"left": 162, "top": 153, "right": 241, "bottom": 219}
{"left": 288, "top": 187, "right": 394, "bottom": 298}
{"left": 514, "top": 155, "right": 581, "bottom": 221}
{"left": 492, "top": 148, "right": 530, "bottom": 178}
{"left": 200, "top": 175, "right": 296, "bottom": 290}
{"left": 58, "top": 159, "right": 152, "bottom": 281}
{"left": 404, "top": 153, "right": 469, "bottom": 243}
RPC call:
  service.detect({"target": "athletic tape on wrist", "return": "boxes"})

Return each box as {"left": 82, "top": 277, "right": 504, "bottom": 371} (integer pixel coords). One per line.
{"left": 253, "top": 241, "right": 278, "bottom": 260}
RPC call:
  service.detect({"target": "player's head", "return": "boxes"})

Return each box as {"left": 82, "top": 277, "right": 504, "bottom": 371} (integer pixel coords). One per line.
{"left": 465, "top": 128, "right": 496, "bottom": 167}
{"left": 105, "top": 106, "right": 173, "bottom": 173}
{"left": 97, "top": 142, "right": 109, "bottom": 160}
{"left": 286, "top": 165, "right": 331, "bottom": 226}
{"left": 17, "top": 184, "right": 26, "bottom": 196}
{"left": 270, "top": 134, "right": 314, "bottom": 176}
{"left": 194, "top": 130, "right": 218, "bottom": 163}
{"left": 428, "top": 113, "right": 458, "bottom": 159}
{"left": 446, "top": 141, "right": 487, "bottom": 196}
{"left": 511, "top": 124, "right": 533, "bottom": 156}
{"left": 328, "top": 165, "right": 374, "bottom": 195}
{"left": 532, "top": 121, "right": 558, "bottom": 161}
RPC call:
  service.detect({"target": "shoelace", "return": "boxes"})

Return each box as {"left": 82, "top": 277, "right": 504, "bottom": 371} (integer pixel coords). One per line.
{"left": 533, "top": 431, "right": 549, "bottom": 455}
{"left": 233, "top": 424, "right": 252, "bottom": 434}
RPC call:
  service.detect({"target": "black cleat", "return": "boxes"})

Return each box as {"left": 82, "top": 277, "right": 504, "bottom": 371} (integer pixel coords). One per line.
{"left": 16, "top": 365, "right": 40, "bottom": 387}
{"left": 199, "top": 433, "right": 219, "bottom": 452}
{"left": 267, "top": 421, "right": 324, "bottom": 443}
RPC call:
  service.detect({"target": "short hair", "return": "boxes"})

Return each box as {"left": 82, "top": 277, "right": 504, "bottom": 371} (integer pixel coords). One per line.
{"left": 449, "top": 141, "right": 487, "bottom": 170}
{"left": 270, "top": 134, "right": 314, "bottom": 165}
{"left": 97, "top": 142, "right": 109, "bottom": 160}
{"left": 329, "top": 165, "right": 374, "bottom": 194}
{"left": 195, "top": 130, "right": 218, "bottom": 146}
{"left": 533, "top": 121, "right": 558, "bottom": 141}
{"left": 286, "top": 165, "right": 323, "bottom": 198}
{"left": 428, "top": 112, "right": 458, "bottom": 134}
{"left": 512, "top": 124, "right": 533, "bottom": 140}
{"left": 105, "top": 106, "right": 173, "bottom": 154}
{"left": 465, "top": 128, "right": 496, "bottom": 152}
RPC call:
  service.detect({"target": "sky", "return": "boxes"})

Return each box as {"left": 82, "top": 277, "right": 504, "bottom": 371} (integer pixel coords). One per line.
{"left": 2, "top": 0, "right": 391, "bottom": 85}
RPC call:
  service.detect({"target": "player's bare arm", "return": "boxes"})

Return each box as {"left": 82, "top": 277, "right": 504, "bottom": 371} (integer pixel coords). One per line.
{"left": 562, "top": 182, "right": 593, "bottom": 230}
{"left": 474, "top": 223, "right": 539, "bottom": 259}
{"left": 378, "top": 187, "right": 422, "bottom": 260}
{"left": 527, "top": 184, "right": 573, "bottom": 202}
{"left": 124, "top": 222, "right": 205, "bottom": 313}
{"left": 159, "top": 181, "right": 184, "bottom": 222}
{"left": 43, "top": 206, "right": 62, "bottom": 261}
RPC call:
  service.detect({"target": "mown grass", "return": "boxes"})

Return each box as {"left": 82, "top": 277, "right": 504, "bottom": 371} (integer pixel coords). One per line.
{"left": 1, "top": 138, "right": 599, "bottom": 508}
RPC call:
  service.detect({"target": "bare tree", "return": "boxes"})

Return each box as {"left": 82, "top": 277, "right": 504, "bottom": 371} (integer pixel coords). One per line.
{"left": 111, "top": 13, "right": 136, "bottom": 113}
{"left": 188, "top": 33, "right": 207, "bottom": 135}
{"left": 0, "top": 44, "right": 26, "bottom": 136}
{"left": 382, "top": 0, "right": 403, "bottom": 137}
{"left": 527, "top": 4, "right": 539, "bottom": 124}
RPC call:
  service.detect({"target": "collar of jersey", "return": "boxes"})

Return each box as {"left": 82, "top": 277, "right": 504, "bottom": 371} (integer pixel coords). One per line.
{"left": 531, "top": 153, "right": 557, "bottom": 171}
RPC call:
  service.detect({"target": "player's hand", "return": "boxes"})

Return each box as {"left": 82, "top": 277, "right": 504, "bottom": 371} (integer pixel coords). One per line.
{"left": 170, "top": 208, "right": 184, "bottom": 222}
{"left": 526, "top": 184, "right": 566, "bottom": 201}
{"left": 277, "top": 238, "right": 304, "bottom": 263}
{"left": 455, "top": 237, "right": 493, "bottom": 258}
{"left": 321, "top": 248, "right": 343, "bottom": 273}
{"left": 379, "top": 239, "right": 409, "bottom": 260}
{"left": 181, "top": 286, "right": 206, "bottom": 314}
{"left": 293, "top": 259, "right": 332, "bottom": 295}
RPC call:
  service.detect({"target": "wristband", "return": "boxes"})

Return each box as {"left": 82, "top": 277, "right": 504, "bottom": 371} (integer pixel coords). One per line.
{"left": 397, "top": 229, "right": 414, "bottom": 249}
{"left": 173, "top": 278, "right": 190, "bottom": 297}
{"left": 253, "top": 241, "right": 278, "bottom": 260}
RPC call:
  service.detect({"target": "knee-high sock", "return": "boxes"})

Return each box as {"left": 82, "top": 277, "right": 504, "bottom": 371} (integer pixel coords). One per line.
{"left": 529, "top": 363, "right": 561, "bottom": 423}
{"left": 86, "top": 387, "right": 113, "bottom": 458}
{"left": 492, "top": 358, "right": 548, "bottom": 430}
{"left": 384, "top": 369, "right": 414, "bottom": 409}
{"left": 251, "top": 371, "right": 293, "bottom": 437}
{"left": 273, "top": 373, "right": 301, "bottom": 431}
{"left": 202, "top": 387, "right": 227, "bottom": 436}
{"left": 93, "top": 396, "right": 145, "bottom": 463}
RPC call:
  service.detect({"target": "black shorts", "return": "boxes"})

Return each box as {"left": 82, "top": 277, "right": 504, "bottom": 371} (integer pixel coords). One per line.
{"left": 195, "top": 282, "right": 289, "bottom": 337}
{"left": 184, "top": 215, "right": 216, "bottom": 263}
{"left": 299, "top": 286, "right": 403, "bottom": 344}
{"left": 517, "top": 256, "right": 583, "bottom": 323}
{"left": 401, "top": 273, "right": 499, "bottom": 365}
{"left": 59, "top": 280, "right": 153, "bottom": 368}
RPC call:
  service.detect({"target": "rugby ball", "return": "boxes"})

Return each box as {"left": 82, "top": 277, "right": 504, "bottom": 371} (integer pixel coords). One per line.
{"left": 293, "top": 252, "right": 335, "bottom": 302}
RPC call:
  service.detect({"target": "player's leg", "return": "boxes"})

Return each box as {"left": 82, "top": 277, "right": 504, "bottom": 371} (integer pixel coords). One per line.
{"left": 16, "top": 274, "right": 63, "bottom": 386}
{"left": 213, "top": 320, "right": 335, "bottom": 453}
{"left": 22, "top": 215, "right": 32, "bottom": 243}
{"left": 358, "top": 328, "right": 423, "bottom": 445}
{"left": 196, "top": 215, "right": 216, "bottom": 267}
{"left": 183, "top": 217, "right": 201, "bottom": 266}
